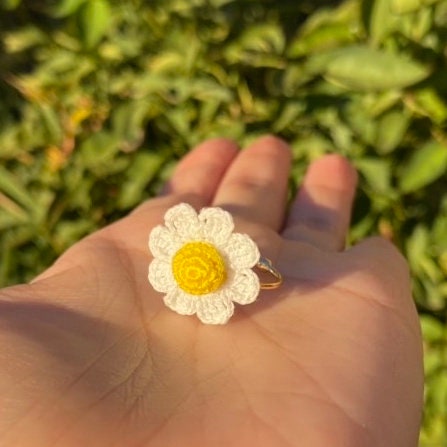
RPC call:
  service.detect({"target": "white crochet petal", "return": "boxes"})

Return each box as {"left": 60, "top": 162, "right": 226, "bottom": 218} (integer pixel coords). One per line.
{"left": 225, "top": 233, "right": 260, "bottom": 269}
{"left": 148, "top": 259, "right": 175, "bottom": 293}
{"left": 198, "top": 207, "right": 234, "bottom": 246}
{"left": 149, "top": 225, "right": 181, "bottom": 260}
{"left": 196, "top": 293, "right": 234, "bottom": 325}
{"left": 226, "top": 269, "right": 260, "bottom": 305}
{"left": 164, "top": 203, "right": 200, "bottom": 241}
{"left": 164, "top": 288, "right": 198, "bottom": 316}
{"left": 148, "top": 203, "right": 267, "bottom": 324}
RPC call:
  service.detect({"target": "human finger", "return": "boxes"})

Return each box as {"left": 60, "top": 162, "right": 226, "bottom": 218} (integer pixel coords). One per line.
{"left": 96, "top": 139, "right": 238, "bottom": 259}
{"left": 282, "top": 154, "right": 357, "bottom": 251}
{"left": 212, "top": 135, "right": 291, "bottom": 231}
{"left": 130, "top": 138, "right": 238, "bottom": 218}
{"left": 162, "top": 137, "right": 239, "bottom": 201}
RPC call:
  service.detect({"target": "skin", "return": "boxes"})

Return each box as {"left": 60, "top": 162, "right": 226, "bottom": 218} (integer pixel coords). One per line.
{"left": 0, "top": 136, "right": 423, "bottom": 447}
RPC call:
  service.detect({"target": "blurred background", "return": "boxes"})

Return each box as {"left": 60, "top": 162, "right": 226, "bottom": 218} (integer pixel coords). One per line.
{"left": 0, "top": 0, "right": 446, "bottom": 444}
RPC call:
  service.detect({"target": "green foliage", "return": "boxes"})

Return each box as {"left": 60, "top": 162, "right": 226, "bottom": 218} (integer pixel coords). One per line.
{"left": 308, "top": 45, "right": 431, "bottom": 91}
{"left": 0, "top": 0, "right": 447, "bottom": 443}
{"left": 399, "top": 141, "right": 447, "bottom": 193}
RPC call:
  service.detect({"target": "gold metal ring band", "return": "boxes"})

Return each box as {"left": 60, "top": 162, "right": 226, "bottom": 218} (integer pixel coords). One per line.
{"left": 257, "top": 256, "right": 283, "bottom": 290}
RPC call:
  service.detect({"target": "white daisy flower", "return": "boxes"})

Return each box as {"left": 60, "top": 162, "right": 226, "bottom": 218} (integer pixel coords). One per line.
{"left": 148, "top": 203, "right": 260, "bottom": 324}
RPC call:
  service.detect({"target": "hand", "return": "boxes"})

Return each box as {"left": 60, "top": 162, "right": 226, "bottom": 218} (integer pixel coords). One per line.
{"left": 0, "top": 136, "right": 423, "bottom": 447}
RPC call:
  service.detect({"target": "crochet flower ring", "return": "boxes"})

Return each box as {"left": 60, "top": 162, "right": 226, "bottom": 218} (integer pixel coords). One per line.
{"left": 148, "top": 203, "right": 282, "bottom": 325}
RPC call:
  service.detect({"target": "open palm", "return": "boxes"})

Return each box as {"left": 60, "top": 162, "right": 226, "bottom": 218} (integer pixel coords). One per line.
{"left": 0, "top": 136, "right": 423, "bottom": 447}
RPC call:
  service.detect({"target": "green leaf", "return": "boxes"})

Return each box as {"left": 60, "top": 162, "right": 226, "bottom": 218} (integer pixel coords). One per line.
{"left": 79, "top": 131, "right": 120, "bottom": 169}
{"left": 399, "top": 6, "right": 433, "bottom": 41}
{"left": 273, "top": 101, "right": 306, "bottom": 132}
{"left": 291, "top": 134, "right": 335, "bottom": 158}
{"left": 1, "top": 0, "right": 21, "bottom": 9}
{"left": 432, "top": 207, "right": 447, "bottom": 251}
{"left": 364, "top": 0, "right": 397, "bottom": 45}
{"left": 399, "top": 141, "right": 447, "bottom": 192}
{"left": 391, "top": 0, "right": 422, "bottom": 14}
{"left": 78, "top": 0, "right": 112, "bottom": 49}
{"left": 51, "top": 0, "right": 87, "bottom": 17}
{"left": 421, "top": 315, "right": 445, "bottom": 342}
{"left": 349, "top": 213, "right": 377, "bottom": 242}
{"left": 236, "top": 23, "right": 285, "bottom": 54}
{"left": 424, "top": 346, "right": 444, "bottom": 376}
{"left": 343, "top": 99, "right": 378, "bottom": 145}
{"left": 430, "top": 373, "right": 447, "bottom": 415}
{"left": 111, "top": 100, "right": 149, "bottom": 152}
{"left": 375, "top": 109, "right": 409, "bottom": 153}
{"left": 356, "top": 158, "right": 392, "bottom": 193}
{"left": 406, "top": 224, "right": 429, "bottom": 273}
{"left": 0, "top": 166, "right": 36, "bottom": 212}
{"left": 3, "top": 27, "right": 45, "bottom": 53}
{"left": 224, "top": 23, "right": 285, "bottom": 67}
{"left": 117, "top": 152, "right": 164, "bottom": 209}
{"left": 0, "top": 209, "right": 27, "bottom": 230}
{"left": 365, "top": 90, "right": 403, "bottom": 116}
{"left": 413, "top": 88, "right": 447, "bottom": 124}
{"left": 288, "top": 23, "right": 354, "bottom": 58}
{"left": 421, "top": 278, "right": 446, "bottom": 310}
{"left": 420, "top": 257, "right": 444, "bottom": 282}
{"left": 310, "top": 45, "right": 430, "bottom": 91}
{"left": 39, "top": 105, "right": 63, "bottom": 145}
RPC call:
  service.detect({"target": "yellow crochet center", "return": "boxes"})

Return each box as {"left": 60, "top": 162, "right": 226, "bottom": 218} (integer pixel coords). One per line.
{"left": 172, "top": 242, "right": 227, "bottom": 295}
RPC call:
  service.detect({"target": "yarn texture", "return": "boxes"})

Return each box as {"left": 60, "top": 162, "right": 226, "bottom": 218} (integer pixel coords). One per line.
{"left": 148, "top": 203, "right": 260, "bottom": 324}
{"left": 172, "top": 241, "right": 227, "bottom": 295}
